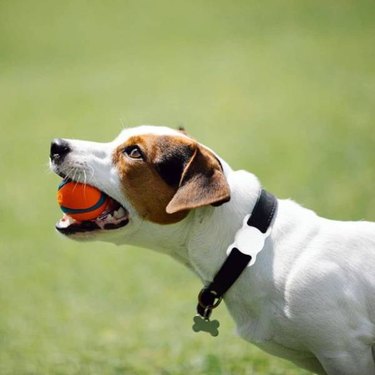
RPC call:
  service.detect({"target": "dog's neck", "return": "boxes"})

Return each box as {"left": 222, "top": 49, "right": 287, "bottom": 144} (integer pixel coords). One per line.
{"left": 118, "top": 161, "right": 262, "bottom": 282}
{"left": 186, "top": 166, "right": 261, "bottom": 281}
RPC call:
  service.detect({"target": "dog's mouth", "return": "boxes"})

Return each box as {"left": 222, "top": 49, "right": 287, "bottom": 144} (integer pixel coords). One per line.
{"left": 55, "top": 184, "right": 130, "bottom": 236}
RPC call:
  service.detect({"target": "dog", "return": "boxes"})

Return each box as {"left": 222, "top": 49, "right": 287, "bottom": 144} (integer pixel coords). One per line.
{"left": 50, "top": 125, "right": 375, "bottom": 374}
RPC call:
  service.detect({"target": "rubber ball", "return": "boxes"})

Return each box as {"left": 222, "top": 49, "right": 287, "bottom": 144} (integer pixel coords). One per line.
{"left": 57, "top": 179, "right": 109, "bottom": 221}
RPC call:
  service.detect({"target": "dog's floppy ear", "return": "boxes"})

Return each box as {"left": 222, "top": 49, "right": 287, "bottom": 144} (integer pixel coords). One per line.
{"left": 166, "top": 145, "right": 231, "bottom": 214}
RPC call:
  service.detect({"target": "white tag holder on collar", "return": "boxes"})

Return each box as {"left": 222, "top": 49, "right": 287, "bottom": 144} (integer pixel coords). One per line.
{"left": 226, "top": 214, "right": 272, "bottom": 267}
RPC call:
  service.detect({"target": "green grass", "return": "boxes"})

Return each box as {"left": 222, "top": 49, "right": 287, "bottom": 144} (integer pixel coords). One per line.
{"left": 0, "top": 0, "right": 374, "bottom": 373}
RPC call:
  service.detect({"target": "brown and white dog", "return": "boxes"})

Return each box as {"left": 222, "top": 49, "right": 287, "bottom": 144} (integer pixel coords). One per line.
{"left": 50, "top": 125, "right": 375, "bottom": 374}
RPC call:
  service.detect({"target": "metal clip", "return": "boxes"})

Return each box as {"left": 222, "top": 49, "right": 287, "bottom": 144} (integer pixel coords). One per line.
{"left": 198, "top": 288, "right": 222, "bottom": 311}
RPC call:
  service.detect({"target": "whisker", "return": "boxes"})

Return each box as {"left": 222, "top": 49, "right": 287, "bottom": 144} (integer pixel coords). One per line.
{"left": 87, "top": 164, "right": 98, "bottom": 185}
{"left": 65, "top": 168, "right": 74, "bottom": 181}
{"left": 44, "top": 161, "right": 54, "bottom": 175}
{"left": 72, "top": 169, "right": 80, "bottom": 191}
{"left": 83, "top": 169, "right": 88, "bottom": 196}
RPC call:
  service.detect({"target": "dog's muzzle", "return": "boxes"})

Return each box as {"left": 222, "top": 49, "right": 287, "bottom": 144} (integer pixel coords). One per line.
{"left": 49, "top": 138, "right": 130, "bottom": 236}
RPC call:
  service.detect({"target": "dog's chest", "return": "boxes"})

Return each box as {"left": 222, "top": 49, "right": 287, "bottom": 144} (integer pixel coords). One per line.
{"left": 224, "top": 283, "right": 309, "bottom": 360}
{"left": 212, "top": 243, "right": 311, "bottom": 357}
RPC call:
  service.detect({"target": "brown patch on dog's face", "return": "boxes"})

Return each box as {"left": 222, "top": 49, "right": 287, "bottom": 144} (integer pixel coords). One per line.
{"left": 113, "top": 134, "right": 230, "bottom": 225}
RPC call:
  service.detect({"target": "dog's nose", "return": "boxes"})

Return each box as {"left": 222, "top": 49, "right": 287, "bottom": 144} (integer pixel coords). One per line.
{"left": 50, "top": 138, "right": 71, "bottom": 163}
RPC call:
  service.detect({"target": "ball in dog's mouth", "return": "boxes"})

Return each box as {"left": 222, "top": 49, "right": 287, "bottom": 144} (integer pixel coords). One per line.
{"left": 56, "top": 195, "right": 130, "bottom": 235}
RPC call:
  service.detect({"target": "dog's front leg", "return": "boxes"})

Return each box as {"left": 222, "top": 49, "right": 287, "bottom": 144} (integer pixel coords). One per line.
{"left": 316, "top": 346, "right": 375, "bottom": 375}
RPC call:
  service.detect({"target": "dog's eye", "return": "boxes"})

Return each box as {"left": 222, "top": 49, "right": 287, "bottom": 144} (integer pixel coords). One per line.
{"left": 124, "top": 145, "right": 143, "bottom": 160}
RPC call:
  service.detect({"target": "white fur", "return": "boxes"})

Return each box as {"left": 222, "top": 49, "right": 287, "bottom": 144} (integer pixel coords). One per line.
{"left": 51, "top": 126, "right": 375, "bottom": 374}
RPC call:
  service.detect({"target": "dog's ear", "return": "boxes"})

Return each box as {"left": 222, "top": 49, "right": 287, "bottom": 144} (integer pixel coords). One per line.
{"left": 166, "top": 145, "right": 231, "bottom": 214}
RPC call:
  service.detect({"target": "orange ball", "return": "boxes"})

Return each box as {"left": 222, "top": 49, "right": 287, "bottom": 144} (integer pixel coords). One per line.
{"left": 57, "top": 179, "right": 109, "bottom": 221}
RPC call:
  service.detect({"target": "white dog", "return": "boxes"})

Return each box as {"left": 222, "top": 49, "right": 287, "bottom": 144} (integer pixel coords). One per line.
{"left": 50, "top": 125, "right": 375, "bottom": 374}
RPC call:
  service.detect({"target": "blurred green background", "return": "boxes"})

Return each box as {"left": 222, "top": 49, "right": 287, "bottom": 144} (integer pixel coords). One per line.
{"left": 0, "top": 0, "right": 374, "bottom": 374}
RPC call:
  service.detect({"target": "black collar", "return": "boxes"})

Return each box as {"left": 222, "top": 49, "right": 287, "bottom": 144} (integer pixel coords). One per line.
{"left": 192, "top": 189, "right": 278, "bottom": 336}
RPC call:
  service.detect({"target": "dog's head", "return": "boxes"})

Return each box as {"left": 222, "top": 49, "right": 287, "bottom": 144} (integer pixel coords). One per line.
{"left": 50, "top": 126, "right": 231, "bottom": 241}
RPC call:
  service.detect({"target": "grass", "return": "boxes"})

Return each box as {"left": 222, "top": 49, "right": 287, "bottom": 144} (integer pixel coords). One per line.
{"left": 0, "top": 0, "right": 374, "bottom": 373}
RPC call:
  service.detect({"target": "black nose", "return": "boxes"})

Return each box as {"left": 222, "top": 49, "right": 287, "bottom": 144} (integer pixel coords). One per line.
{"left": 50, "top": 138, "right": 71, "bottom": 163}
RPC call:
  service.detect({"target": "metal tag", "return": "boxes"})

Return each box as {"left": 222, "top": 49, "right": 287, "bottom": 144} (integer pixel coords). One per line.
{"left": 192, "top": 315, "right": 220, "bottom": 337}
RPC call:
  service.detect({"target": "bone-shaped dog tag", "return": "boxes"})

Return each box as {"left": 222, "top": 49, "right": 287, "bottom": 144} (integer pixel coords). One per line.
{"left": 192, "top": 315, "right": 220, "bottom": 337}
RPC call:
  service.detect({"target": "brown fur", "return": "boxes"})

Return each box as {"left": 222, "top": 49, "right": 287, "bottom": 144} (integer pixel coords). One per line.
{"left": 166, "top": 145, "right": 231, "bottom": 214}
{"left": 113, "top": 134, "right": 230, "bottom": 225}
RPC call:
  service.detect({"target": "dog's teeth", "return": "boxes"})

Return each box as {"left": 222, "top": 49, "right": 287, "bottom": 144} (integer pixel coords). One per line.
{"left": 64, "top": 214, "right": 76, "bottom": 224}
{"left": 58, "top": 214, "right": 77, "bottom": 228}
{"left": 114, "top": 207, "right": 126, "bottom": 219}
{"left": 98, "top": 212, "right": 109, "bottom": 220}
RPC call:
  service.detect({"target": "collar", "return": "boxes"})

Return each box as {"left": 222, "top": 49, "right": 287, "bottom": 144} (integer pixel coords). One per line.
{"left": 192, "top": 189, "right": 278, "bottom": 336}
